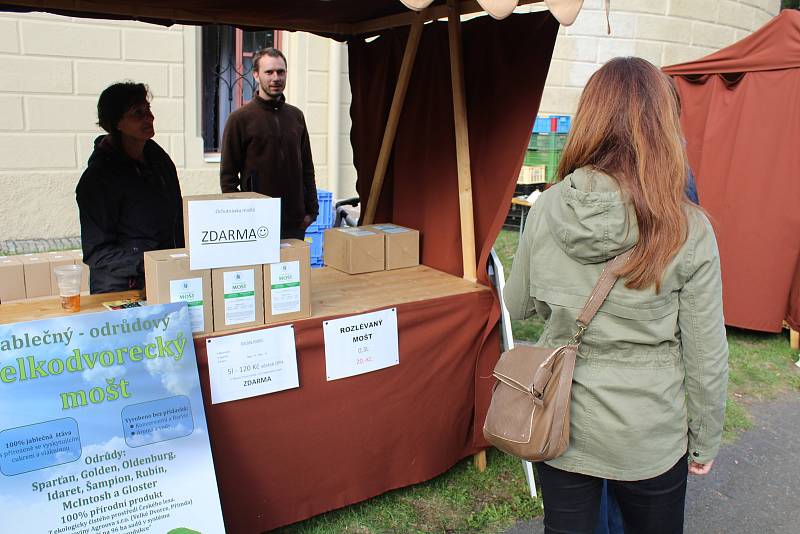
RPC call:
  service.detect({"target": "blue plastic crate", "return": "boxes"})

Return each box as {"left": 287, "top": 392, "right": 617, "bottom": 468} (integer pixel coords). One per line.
{"left": 532, "top": 115, "right": 572, "bottom": 134}
{"left": 306, "top": 189, "right": 333, "bottom": 233}
{"left": 532, "top": 117, "right": 551, "bottom": 134}
{"left": 304, "top": 228, "right": 325, "bottom": 268}
{"left": 553, "top": 115, "right": 571, "bottom": 134}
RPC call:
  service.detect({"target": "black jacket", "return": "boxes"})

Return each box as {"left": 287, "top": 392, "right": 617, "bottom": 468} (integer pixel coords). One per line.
{"left": 76, "top": 135, "right": 184, "bottom": 294}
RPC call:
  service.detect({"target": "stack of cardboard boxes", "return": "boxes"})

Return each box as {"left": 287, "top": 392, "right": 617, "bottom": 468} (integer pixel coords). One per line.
{"left": 323, "top": 223, "right": 420, "bottom": 274}
{"left": 0, "top": 250, "right": 89, "bottom": 302}
{"left": 0, "top": 193, "right": 422, "bottom": 337}
{"left": 145, "top": 193, "right": 312, "bottom": 335}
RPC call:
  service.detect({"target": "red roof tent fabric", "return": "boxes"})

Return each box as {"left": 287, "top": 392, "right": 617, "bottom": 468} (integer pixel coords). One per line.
{"left": 663, "top": 9, "right": 800, "bottom": 333}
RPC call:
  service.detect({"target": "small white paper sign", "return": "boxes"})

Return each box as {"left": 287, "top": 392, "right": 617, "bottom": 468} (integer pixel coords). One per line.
{"left": 206, "top": 325, "right": 299, "bottom": 404}
{"left": 323, "top": 307, "right": 399, "bottom": 381}
{"left": 188, "top": 197, "right": 281, "bottom": 270}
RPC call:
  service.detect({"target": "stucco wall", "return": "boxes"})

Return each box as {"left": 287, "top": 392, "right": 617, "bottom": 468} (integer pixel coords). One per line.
{"left": 534, "top": 0, "right": 781, "bottom": 115}
{"left": 0, "top": 14, "right": 197, "bottom": 240}
{"left": 0, "top": 14, "right": 354, "bottom": 241}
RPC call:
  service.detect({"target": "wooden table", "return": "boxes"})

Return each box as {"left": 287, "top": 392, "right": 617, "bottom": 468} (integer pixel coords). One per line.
{"left": 0, "top": 290, "right": 143, "bottom": 324}
{"left": 1, "top": 266, "right": 487, "bottom": 331}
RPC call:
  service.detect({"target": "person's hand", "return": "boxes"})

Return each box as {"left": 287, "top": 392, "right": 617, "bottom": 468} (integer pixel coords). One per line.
{"left": 688, "top": 459, "right": 714, "bottom": 475}
{"left": 302, "top": 214, "right": 313, "bottom": 230}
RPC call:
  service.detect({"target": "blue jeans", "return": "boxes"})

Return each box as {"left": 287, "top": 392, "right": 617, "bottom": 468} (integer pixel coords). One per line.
{"left": 594, "top": 480, "right": 624, "bottom": 534}
{"left": 537, "top": 458, "right": 687, "bottom": 534}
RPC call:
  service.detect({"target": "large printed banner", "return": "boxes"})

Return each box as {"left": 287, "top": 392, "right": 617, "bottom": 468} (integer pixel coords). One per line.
{"left": 0, "top": 303, "right": 226, "bottom": 534}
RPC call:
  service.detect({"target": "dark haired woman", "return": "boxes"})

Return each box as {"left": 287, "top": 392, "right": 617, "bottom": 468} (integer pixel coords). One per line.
{"left": 76, "top": 82, "right": 184, "bottom": 293}
{"left": 504, "top": 57, "right": 728, "bottom": 533}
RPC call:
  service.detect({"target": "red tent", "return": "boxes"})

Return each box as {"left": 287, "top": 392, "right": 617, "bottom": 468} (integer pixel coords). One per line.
{"left": 663, "top": 9, "right": 800, "bottom": 333}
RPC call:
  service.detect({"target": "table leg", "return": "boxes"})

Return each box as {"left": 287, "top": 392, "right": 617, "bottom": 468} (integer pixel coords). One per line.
{"left": 791, "top": 328, "right": 799, "bottom": 350}
{"left": 473, "top": 450, "right": 487, "bottom": 472}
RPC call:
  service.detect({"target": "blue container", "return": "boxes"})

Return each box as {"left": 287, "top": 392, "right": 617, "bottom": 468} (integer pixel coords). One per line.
{"left": 304, "top": 228, "right": 325, "bottom": 268}
{"left": 553, "top": 115, "right": 571, "bottom": 134}
{"left": 532, "top": 115, "right": 572, "bottom": 134}
{"left": 306, "top": 189, "right": 333, "bottom": 233}
{"left": 532, "top": 117, "right": 551, "bottom": 134}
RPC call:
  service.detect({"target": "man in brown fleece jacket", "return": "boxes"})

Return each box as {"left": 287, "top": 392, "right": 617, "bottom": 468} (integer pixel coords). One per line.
{"left": 220, "top": 47, "right": 319, "bottom": 240}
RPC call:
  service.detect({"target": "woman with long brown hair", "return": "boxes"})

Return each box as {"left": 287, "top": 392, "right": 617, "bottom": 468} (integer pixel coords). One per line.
{"left": 504, "top": 57, "right": 728, "bottom": 533}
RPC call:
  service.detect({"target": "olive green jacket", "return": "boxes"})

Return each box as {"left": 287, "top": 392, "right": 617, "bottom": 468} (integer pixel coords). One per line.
{"left": 504, "top": 166, "right": 728, "bottom": 481}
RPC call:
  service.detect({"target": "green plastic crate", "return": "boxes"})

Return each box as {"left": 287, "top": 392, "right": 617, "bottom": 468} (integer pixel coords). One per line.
{"left": 523, "top": 147, "right": 561, "bottom": 182}
{"left": 527, "top": 133, "right": 567, "bottom": 151}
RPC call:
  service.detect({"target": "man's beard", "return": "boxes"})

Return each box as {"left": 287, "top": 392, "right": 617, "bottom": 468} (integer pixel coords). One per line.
{"left": 260, "top": 82, "right": 283, "bottom": 99}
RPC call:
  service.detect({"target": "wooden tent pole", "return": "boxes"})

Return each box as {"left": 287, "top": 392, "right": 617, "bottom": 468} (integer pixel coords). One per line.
{"left": 447, "top": 0, "right": 483, "bottom": 472}
{"left": 447, "top": 0, "right": 478, "bottom": 283}
{"left": 362, "top": 16, "right": 424, "bottom": 226}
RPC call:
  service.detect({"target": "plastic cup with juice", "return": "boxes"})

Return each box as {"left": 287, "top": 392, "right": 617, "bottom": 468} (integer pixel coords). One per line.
{"left": 54, "top": 264, "right": 83, "bottom": 312}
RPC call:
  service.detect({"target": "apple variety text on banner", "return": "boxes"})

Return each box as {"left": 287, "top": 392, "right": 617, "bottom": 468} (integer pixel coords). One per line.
{"left": 323, "top": 308, "right": 399, "bottom": 381}
{"left": 0, "top": 303, "right": 226, "bottom": 534}
{"left": 187, "top": 197, "right": 280, "bottom": 270}
{"left": 205, "top": 325, "right": 299, "bottom": 404}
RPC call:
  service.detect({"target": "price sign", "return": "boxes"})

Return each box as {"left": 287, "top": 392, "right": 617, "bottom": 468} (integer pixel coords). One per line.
{"left": 206, "top": 325, "right": 298, "bottom": 404}
{"left": 323, "top": 308, "right": 399, "bottom": 381}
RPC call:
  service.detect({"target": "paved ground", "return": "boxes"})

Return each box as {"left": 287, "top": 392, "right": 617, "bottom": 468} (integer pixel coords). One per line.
{"left": 502, "top": 394, "right": 800, "bottom": 534}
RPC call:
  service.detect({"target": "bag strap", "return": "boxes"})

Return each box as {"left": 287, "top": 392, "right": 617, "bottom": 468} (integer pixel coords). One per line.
{"left": 572, "top": 248, "right": 634, "bottom": 342}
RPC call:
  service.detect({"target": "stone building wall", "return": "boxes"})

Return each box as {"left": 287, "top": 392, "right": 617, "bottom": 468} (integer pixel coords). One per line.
{"left": 0, "top": 14, "right": 353, "bottom": 241}
{"left": 535, "top": 0, "right": 781, "bottom": 114}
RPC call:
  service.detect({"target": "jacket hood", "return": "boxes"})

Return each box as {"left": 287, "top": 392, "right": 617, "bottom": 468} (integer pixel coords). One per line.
{"left": 87, "top": 134, "right": 156, "bottom": 168}
{"left": 543, "top": 166, "right": 638, "bottom": 264}
{"left": 87, "top": 134, "right": 129, "bottom": 168}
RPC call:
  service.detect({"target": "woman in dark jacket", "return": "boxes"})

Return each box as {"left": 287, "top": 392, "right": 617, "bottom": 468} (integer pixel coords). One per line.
{"left": 76, "top": 82, "right": 184, "bottom": 293}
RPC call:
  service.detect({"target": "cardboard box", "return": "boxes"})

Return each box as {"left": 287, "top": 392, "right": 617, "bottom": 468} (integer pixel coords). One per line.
{"left": 0, "top": 257, "right": 26, "bottom": 302}
{"left": 211, "top": 264, "right": 265, "bottom": 332}
{"left": 66, "top": 249, "right": 90, "bottom": 292}
{"left": 18, "top": 254, "right": 52, "bottom": 298}
{"left": 518, "top": 165, "right": 547, "bottom": 185}
{"left": 263, "top": 239, "right": 311, "bottom": 324}
{"left": 144, "top": 249, "right": 213, "bottom": 335}
{"left": 46, "top": 251, "right": 79, "bottom": 296}
{"left": 183, "top": 192, "right": 281, "bottom": 270}
{"left": 366, "top": 224, "right": 420, "bottom": 270}
{"left": 323, "top": 227, "right": 385, "bottom": 275}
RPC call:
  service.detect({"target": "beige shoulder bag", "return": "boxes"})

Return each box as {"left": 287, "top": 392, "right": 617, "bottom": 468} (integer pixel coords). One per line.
{"left": 483, "top": 250, "right": 632, "bottom": 462}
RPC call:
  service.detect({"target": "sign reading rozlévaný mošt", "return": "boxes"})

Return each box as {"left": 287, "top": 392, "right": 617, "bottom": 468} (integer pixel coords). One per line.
{"left": 0, "top": 303, "right": 225, "bottom": 534}
{"left": 323, "top": 307, "right": 399, "bottom": 381}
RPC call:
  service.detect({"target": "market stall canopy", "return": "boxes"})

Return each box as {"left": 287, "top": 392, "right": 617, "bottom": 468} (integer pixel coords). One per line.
{"left": 0, "top": 0, "right": 584, "bottom": 35}
{"left": 663, "top": 9, "right": 800, "bottom": 332}
{"left": 0, "top": 1, "right": 565, "bottom": 525}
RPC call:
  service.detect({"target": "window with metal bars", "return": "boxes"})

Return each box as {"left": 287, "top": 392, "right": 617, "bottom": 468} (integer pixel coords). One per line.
{"left": 201, "top": 26, "right": 279, "bottom": 153}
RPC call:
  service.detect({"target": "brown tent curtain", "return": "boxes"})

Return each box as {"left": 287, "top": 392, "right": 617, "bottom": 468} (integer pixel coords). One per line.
{"left": 347, "top": 11, "right": 559, "bottom": 441}
{"left": 664, "top": 10, "right": 800, "bottom": 332}
{"left": 348, "top": 11, "right": 559, "bottom": 282}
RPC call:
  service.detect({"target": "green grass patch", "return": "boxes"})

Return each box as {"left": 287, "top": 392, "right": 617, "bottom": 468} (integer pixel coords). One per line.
{"left": 282, "top": 448, "right": 541, "bottom": 534}
{"left": 495, "top": 230, "right": 546, "bottom": 343}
